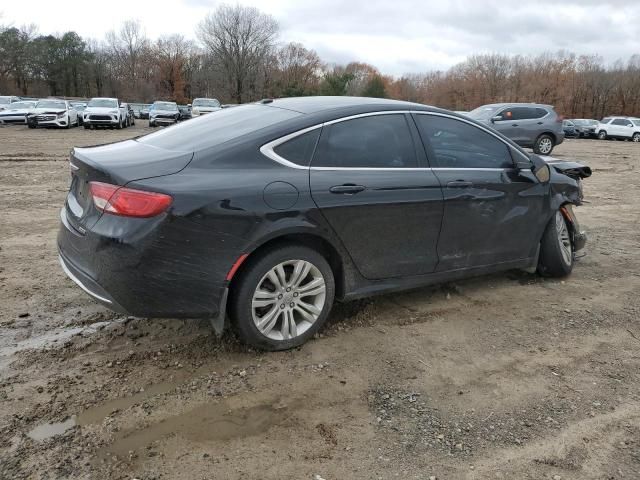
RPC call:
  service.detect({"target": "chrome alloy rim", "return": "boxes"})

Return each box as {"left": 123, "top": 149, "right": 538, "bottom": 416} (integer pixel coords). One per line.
{"left": 556, "top": 211, "right": 572, "bottom": 265}
{"left": 251, "top": 260, "right": 326, "bottom": 341}
{"left": 539, "top": 137, "right": 553, "bottom": 154}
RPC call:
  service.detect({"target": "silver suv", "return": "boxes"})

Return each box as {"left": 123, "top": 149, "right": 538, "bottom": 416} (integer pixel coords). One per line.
{"left": 468, "top": 103, "right": 565, "bottom": 155}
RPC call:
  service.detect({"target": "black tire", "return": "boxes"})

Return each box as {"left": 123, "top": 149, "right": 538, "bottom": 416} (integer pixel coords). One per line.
{"left": 537, "top": 210, "right": 573, "bottom": 277}
{"left": 533, "top": 134, "right": 555, "bottom": 155}
{"left": 230, "top": 245, "right": 335, "bottom": 351}
{"left": 84, "top": 124, "right": 90, "bottom": 129}
{"left": 597, "top": 130, "right": 607, "bottom": 140}
{"left": 632, "top": 133, "right": 640, "bottom": 143}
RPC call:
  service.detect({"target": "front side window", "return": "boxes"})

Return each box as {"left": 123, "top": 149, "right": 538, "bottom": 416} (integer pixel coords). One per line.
{"left": 314, "top": 114, "right": 417, "bottom": 168}
{"left": 415, "top": 115, "right": 514, "bottom": 169}
{"left": 612, "top": 119, "right": 629, "bottom": 126}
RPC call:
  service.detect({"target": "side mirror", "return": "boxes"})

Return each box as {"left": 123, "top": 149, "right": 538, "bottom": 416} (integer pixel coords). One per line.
{"left": 491, "top": 115, "right": 502, "bottom": 123}
{"left": 628, "top": 124, "right": 634, "bottom": 128}
{"left": 530, "top": 154, "right": 550, "bottom": 183}
{"left": 187, "top": 104, "right": 191, "bottom": 107}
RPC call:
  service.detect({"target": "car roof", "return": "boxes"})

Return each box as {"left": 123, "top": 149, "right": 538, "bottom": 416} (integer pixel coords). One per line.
{"left": 265, "top": 96, "right": 433, "bottom": 115}
{"left": 476, "top": 102, "right": 553, "bottom": 109}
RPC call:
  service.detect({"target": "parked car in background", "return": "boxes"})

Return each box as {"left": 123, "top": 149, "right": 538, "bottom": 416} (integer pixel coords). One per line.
{"left": 130, "top": 103, "right": 144, "bottom": 119}
{"left": 596, "top": 117, "right": 640, "bottom": 142}
{"left": 149, "top": 101, "right": 180, "bottom": 127}
{"left": 70, "top": 102, "right": 87, "bottom": 125}
{"left": 0, "top": 100, "right": 37, "bottom": 125}
{"left": 28, "top": 99, "right": 79, "bottom": 128}
{"left": 0, "top": 95, "right": 21, "bottom": 111}
{"left": 571, "top": 119, "right": 598, "bottom": 138}
{"left": 468, "top": 103, "right": 564, "bottom": 155}
{"left": 57, "top": 97, "right": 591, "bottom": 351}
{"left": 562, "top": 120, "right": 578, "bottom": 137}
{"left": 191, "top": 98, "right": 221, "bottom": 116}
{"left": 178, "top": 104, "right": 192, "bottom": 121}
{"left": 83, "top": 98, "right": 126, "bottom": 129}
{"left": 121, "top": 103, "right": 136, "bottom": 127}
{"left": 139, "top": 105, "right": 151, "bottom": 119}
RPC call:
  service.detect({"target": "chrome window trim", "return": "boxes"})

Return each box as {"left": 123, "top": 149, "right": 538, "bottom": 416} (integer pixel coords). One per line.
{"left": 260, "top": 109, "right": 530, "bottom": 170}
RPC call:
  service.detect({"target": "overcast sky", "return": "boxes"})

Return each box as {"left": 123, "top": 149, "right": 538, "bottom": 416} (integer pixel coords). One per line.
{"left": 2, "top": 0, "right": 639, "bottom": 76}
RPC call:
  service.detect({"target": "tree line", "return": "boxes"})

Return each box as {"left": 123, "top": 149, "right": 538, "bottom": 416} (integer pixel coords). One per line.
{"left": 1, "top": 5, "right": 639, "bottom": 118}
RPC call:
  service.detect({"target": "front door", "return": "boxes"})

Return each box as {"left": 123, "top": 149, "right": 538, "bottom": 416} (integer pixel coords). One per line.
{"left": 309, "top": 113, "right": 444, "bottom": 280}
{"left": 413, "top": 113, "right": 547, "bottom": 271}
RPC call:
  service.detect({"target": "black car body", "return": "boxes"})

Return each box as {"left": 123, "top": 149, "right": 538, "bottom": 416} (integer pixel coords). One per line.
{"left": 178, "top": 104, "right": 192, "bottom": 121}
{"left": 562, "top": 120, "right": 578, "bottom": 137}
{"left": 571, "top": 119, "right": 598, "bottom": 138}
{"left": 149, "top": 101, "right": 180, "bottom": 126}
{"left": 58, "top": 97, "right": 590, "bottom": 350}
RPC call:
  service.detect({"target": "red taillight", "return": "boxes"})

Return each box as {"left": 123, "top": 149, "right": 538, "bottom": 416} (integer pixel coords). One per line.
{"left": 89, "top": 181, "right": 172, "bottom": 218}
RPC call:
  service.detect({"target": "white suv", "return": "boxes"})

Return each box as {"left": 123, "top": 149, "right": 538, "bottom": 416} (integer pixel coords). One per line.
{"left": 596, "top": 117, "right": 640, "bottom": 142}
{"left": 83, "top": 97, "right": 126, "bottom": 129}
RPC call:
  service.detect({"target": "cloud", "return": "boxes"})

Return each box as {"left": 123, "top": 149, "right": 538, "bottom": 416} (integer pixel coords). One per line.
{"left": 3, "top": 0, "right": 639, "bottom": 76}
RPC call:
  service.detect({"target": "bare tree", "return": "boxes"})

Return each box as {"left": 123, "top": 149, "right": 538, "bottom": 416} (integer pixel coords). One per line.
{"left": 197, "top": 4, "right": 278, "bottom": 103}
{"left": 105, "top": 20, "right": 148, "bottom": 93}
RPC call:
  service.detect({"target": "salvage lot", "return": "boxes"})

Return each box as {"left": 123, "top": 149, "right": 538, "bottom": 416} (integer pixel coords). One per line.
{"left": 1, "top": 124, "right": 639, "bottom": 479}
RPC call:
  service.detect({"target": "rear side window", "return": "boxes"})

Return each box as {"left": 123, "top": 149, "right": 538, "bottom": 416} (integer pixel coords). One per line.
{"left": 534, "top": 108, "right": 549, "bottom": 118}
{"left": 415, "top": 115, "right": 514, "bottom": 169}
{"left": 314, "top": 114, "right": 417, "bottom": 168}
{"left": 138, "top": 105, "right": 301, "bottom": 152}
{"left": 273, "top": 129, "right": 321, "bottom": 166}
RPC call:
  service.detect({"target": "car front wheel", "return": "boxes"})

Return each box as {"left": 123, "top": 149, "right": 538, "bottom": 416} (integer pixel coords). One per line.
{"left": 230, "top": 245, "right": 335, "bottom": 351}
{"left": 597, "top": 131, "right": 607, "bottom": 140}
{"left": 538, "top": 210, "right": 573, "bottom": 277}
{"left": 533, "top": 134, "right": 555, "bottom": 155}
{"left": 632, "top": 133, "right": 640, "bottom": 142}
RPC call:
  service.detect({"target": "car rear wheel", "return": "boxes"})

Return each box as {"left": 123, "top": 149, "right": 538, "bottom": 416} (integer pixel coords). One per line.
{"left": 230, "top": 245, "right": 335, "bottom": 351}
{"left": 533, "top": 134, "right": 554, "bottom": 155}
{"left": 597, "top": 131, "right": 607, "bottom": 140}
{"left": 537, "top": 210, "right": 573, "bottom": 277}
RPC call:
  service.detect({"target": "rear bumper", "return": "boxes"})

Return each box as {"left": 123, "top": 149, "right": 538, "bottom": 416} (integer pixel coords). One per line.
{"left": 57, "top": 207, "right": 228, "bottom": 319}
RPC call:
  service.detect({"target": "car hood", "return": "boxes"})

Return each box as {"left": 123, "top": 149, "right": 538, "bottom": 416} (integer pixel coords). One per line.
{"left": 543, "top": 157, "right": 592, "bottom": 179}
{"left": 151, "top": 109, "right": 179, "bottom": 114}
{"left": 0, "top": 108, "right": 34, "bottom": 115}
{"left": 85, "top": 107, "right": 119, "bottom": 114}
{"left": 193, "top": 106, "right": 220, "bottom": 112}
{"left": 32, "top": 108, "right": 66, "bottom": 115}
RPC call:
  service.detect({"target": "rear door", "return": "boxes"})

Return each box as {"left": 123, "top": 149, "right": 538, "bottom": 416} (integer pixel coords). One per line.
{"left": 413, "top": 113, "right": 547, "bottom": 271}
{"left": 309, "top": 113, "right": 444, "bottom": 279}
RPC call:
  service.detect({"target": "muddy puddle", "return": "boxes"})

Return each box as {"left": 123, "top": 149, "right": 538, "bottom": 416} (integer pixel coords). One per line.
{"left": 28, "top": 417, "right": 77, "bottom": 441}
{"left": 98, "top": 398, "right": 290, "bottom": 460}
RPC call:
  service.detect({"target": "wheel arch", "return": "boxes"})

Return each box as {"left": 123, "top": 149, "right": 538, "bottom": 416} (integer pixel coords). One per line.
{"left": 227, "top": 228, "right": 348, "bottom": 301}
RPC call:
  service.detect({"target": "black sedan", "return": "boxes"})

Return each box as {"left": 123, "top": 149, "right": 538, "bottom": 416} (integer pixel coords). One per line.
{"left": 58, "top": 97, "right": 591, "bottom": 350}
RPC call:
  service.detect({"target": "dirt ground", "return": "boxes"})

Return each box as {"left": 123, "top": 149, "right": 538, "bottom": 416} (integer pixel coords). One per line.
{"left": 1, "top": 123, "right": 639, "bottom": 480}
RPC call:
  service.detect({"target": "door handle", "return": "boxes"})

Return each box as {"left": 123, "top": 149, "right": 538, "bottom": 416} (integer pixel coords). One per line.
{"left": 511, "top": 123, "right": 519, "bottom": 127}
{"left": 329, "top": 184, "right": 366, "bottom": 194}
{"left": 446, "top": 180, "right": 473, "bottom": 188}
{"left": 537, "top": 121, "right": 543, "bottom": 125}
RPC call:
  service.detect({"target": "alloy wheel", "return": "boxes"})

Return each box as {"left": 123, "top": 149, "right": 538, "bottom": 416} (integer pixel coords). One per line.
{"left": 539, "top": 137, "right": 553, "bottom": 154}
{"left": 251, "top": 260, "right": 326, "bottom": 341}
{"left": 556, "top": 211, "right": 572, "bottom": 266}
{"left": 633, "top": 133, "right": 640, "bottom": 142}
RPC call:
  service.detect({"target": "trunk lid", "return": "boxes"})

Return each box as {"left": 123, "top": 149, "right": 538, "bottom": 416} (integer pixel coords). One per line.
{"left": 65, "top": 140, "right": 193, "bottom": 231}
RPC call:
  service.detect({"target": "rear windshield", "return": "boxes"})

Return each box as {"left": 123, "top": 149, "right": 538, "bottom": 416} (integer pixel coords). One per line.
{"left": 193, "top": 98, "right": 220, "bottom": 108}
{"left": 137, "top": 104, "right": 301, "bottom": 151}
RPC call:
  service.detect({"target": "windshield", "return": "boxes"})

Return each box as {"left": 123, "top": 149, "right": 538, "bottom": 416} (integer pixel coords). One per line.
{"left": 88, "top": 99, "right": 118, "bottom": 108}
{"left": 193, "top": 98, "right": 221, "bottom": 108}
{"left": 153, "top": 102, "right": 178, "bottom": 111}
{"left": 36, "top": 100, "right": 66, "bottom": 109}
{"left": 138, "top": 104, "right": 301, "bottom": 152}
{"left": 8, "top": 101, "right": 35, "bottom": 109}
{"left": 467, "top": 105, "right": 501, "bottom": 120}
